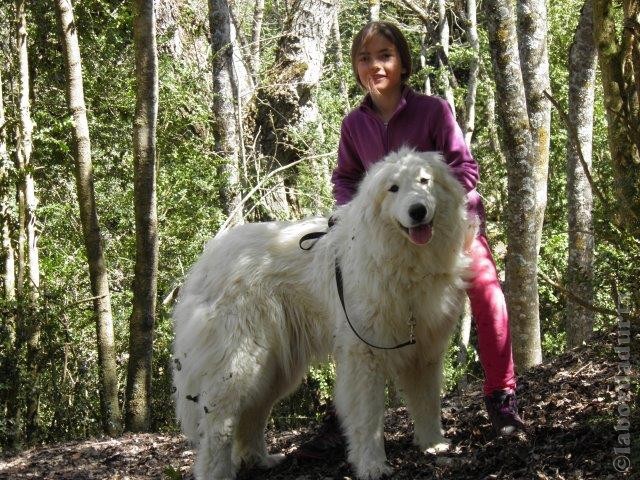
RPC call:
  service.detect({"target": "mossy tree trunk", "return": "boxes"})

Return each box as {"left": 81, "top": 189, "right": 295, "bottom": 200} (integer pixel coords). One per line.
{"left": 517, "top": 0, "right": 551, "bottom": 254}
{"left": 593, "top": 0, "right": 640, "bottom": 314}
{"left": 125, "top": 0, "right": 159, "bottom": 433}
{"left": 250, "top": 0, "right": 337, "bottom": 219}
{"left": 593, "top": 0, "right": 640, "bottom": 241}
{"left": 566, "top": 0, "right": 597, "bottom": 347}
{"left": 55, "top": 0, "right": 122, "bottom": 436}
{"left": 462, "top": 0, "right": 480, "bottom": 146}
{"left": 483, "top": 0, "right": 542, "bottom": 370}
{"left": 209, "top": 0, "right": 244, "bottom": 226}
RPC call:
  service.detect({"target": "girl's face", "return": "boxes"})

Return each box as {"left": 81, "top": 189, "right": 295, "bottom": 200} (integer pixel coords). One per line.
{"left": 355, "top": 33, "right": 405, "bottom": 96}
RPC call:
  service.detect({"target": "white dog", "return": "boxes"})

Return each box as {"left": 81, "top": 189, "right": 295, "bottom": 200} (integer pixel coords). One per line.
{"left": 172, "top": 148, "right": 471, "bottom": 480}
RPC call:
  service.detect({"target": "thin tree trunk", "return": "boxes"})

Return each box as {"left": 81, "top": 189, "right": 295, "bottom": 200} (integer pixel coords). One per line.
{"left": 456, "top": 300, "right": 472, "bottom": 390}
{"left": 7, "top": 124, "right": 25, "bottom": 449}
{"left": 55, "top": 0, "right": 122, "bottom": 435}
{"left": 332, "top": 10, "right": 350, "bottom": 115}
{"left": 421, "top": 42, "right": 432, "bottom": 95}
{"left": 125, "top": 0, "right": 159, "bottom": 433}
{"left": 15, "top": 0, "right": 41, "bottom": 440}
{"left": 483, "top": 0, "right": 542, "bottom": 370}
{"left": 15, "top": 124, "right": 24, "bottom": 305}
{"left": 565, "top": 0, "right": 597, "bottom": 348}
{"left": 436, "top": 0, "right": 455, "bottom": 115}
{"left": 0, "top": 66, "right": 19, "bottom": 450}
{"left": 0, "top": 69, "right": 14, "bottom": 303}
{"left": 485, "top": 85, "right": 507, "bottom": 164}
{"left": 462, "top": 0, "right": 479, "bottom": 146}
{"left": 369, "top": 0, "right": 380, "bottom": 21}
{"left": 517, "top": 0, "right": 551, "bottom": 253}
{"left": 209, "top": 0, "right": 243, "bottom": 226}
{"left": 16, "top": 0, "right": 38, "bottom": 302}
{"left": 250, "top": 0, "right": 265, "bottom": 83}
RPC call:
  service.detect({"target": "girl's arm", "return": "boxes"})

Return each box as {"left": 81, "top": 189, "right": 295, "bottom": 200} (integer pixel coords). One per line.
{"left": 331, "top": 120, "right": 365, "bottom": 205}
{"left": 434, "top": 99, "right": 479, "bottom": 192}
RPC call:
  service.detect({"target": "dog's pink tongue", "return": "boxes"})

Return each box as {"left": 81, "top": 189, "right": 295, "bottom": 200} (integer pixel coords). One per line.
{"left": 409, "top": 224, "right": 433, "bottom": 245}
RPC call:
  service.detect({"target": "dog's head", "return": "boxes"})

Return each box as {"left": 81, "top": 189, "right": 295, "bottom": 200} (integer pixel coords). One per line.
{"left": 353, "top": 148, "right": 467, "bottom": 246}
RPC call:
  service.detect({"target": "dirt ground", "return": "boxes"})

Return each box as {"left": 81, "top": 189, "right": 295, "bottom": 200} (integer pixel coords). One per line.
{"left": 1, "top": 330, "right": 637, "bottom": 479}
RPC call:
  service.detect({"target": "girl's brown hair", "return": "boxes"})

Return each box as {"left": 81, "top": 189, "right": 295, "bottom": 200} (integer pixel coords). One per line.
{"left": 350, "top": 21, "right": 412, "bottom": 88}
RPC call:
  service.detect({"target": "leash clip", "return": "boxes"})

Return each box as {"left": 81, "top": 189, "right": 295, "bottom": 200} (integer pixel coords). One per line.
{"left": 408, "top": 315, "right": 416, "bottom": 344}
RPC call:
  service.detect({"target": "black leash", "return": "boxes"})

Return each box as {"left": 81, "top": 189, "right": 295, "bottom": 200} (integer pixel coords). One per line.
{"left": 298, "top": 222, "right": 416, "bottom": 351}
{"left": 334, "top": 259, "right": 416, "bottom": 350}
{"left": 299, "top": 231, "right": 328, "bottom": 250}
{"left": 298, "top": 216, "right": 337, "bottom": 250}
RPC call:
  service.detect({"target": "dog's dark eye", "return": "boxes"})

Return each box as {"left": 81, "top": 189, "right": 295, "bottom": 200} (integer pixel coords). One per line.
{"left": 420, "top": 178, "right": 430, "bottom": 185}
{"left": 388, "top": 185, "right": 399, "bottom": 192}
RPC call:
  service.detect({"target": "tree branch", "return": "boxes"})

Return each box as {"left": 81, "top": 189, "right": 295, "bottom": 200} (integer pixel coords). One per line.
{"left": 398, "top": 0, "right": 433, "bottom": 26}
{"left": 538, "top": 269, "right": 637, "bottom": 321}
{"left": 68, "top": 294, "right": 108, "bottom": 308}
{"left": 217, "top": 152, "right": 334, "bottom": 234}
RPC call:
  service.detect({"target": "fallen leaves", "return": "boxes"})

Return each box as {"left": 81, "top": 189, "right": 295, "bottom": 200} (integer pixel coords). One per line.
{"left": 1, "top": 330, "right": 636, "bottom": 479}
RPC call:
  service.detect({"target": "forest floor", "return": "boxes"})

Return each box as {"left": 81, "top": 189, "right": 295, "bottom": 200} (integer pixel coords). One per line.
{"left": 1, "top": 329, "right": 637, "bottom": 480}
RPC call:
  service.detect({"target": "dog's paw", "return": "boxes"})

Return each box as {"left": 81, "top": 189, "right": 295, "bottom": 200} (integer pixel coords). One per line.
{"left": 415, "top": 433, "right": 451, "bottom": 454}
{"left": 423, "top": 439, "right": 450, "bottom": 454}
{"left": 259, "top": 453, "right": 286, "bottom": 469}
{"left": 355, "top": 461, "right": 393, "bottom": 480}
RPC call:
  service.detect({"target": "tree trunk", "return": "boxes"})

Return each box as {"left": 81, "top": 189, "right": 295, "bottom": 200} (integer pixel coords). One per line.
{"left": 517, "top": 0, "right": 551, "bottom": 253}
{"left": 209, "top": 0, "right": 243, "bottom": 226}
{"left": 8, "top": 122, "right": 26, "bottom": 449}
{"left": 485, "top": 84, "right": 508, "bottom": 166}
{"left": 0, "top": 65, "right": 20, "bottom": 451}
{"left": 398, "top": 0, "right": 432, "bottom": 94}
{"left": 456, "top": 300, "right": 472, "bottom": 390}
{"left": 593, "top": 0, "right": 640, "bottom": 242}
{"left": 369, "top": 0, "right": 380, "bottom": 21}
{"left": 125, "top": 0, "right": 159, "bottom": 433}
{"left": 251, "top": 0, "right": 337, "bottom": 218}
{"left": 0, "top": 70, "right": 14, "bottom": 303}
{"left": 332, "top": 10, "right": 350, "bottom": 115}
{"left": 436, "top": 0, "right": 455, "bottom": 115}
{"left": 55, "top": 0, "right": 122, "bottom": 435}
{"left": 565, "top": 0, "right": 597, "bottom": 348}
{"left": 462, "top": 0, "right": 479, "bottom": 146}
{"left": 483, "top": 0, "right": 542, "bottom": 369}
{"left": 15, "top": 0, "right": 41, "bottom": 440}
{"left": 420, "top": 41, "right": 432, "bottom": 95}
{"left": 250, "top": 0, "right": 265, "bottom": 84}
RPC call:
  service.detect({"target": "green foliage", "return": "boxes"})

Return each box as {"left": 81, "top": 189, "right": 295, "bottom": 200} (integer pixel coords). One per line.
{"left": 163, "top": 465, "right": 183, "bottom": 480}
{"left": 0, "top": 0, "right": 637, "bottom": 451}
{"left": 271, "top": 361, "right": 336, "bottom": 428}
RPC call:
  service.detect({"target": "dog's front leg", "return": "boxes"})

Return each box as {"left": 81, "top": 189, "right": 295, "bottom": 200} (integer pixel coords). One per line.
{"left": 334, "top": 345, "right": 392, "bottom": 480}
{"left": 395, "top": 355, "right": 449, "bottom": 453}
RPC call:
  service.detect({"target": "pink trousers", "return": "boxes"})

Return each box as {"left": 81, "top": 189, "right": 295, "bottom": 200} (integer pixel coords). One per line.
{"left": 467, "top": 234, "right": 517, "bottom": 395}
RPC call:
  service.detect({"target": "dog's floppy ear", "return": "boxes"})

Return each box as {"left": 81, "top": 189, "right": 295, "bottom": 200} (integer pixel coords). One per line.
{"left": 350, "top": 161, "right": 389, "bottom": 218}
{"left": 426, "top": 153, "right": 466, "bottom": 207}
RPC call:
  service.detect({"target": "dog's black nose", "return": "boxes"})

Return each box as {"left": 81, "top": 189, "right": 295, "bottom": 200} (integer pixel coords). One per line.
{"left": 408, "top": 203, "right": 427, "bottom": 222}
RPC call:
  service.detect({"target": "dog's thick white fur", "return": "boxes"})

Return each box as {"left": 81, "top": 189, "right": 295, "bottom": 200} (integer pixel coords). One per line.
{"left": 173, "top": 148, "right": 471, "bottom": 480}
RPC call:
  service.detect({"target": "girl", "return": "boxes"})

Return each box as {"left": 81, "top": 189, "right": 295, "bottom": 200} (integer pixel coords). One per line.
{"left": 296, "top": 21, "right": 524, "bottom": 459}
{"left": 333, "top": 20, "right": 524, "bottom": 436}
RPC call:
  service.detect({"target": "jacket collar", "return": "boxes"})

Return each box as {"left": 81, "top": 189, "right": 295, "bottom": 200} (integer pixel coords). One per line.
{"left": 360, "top": 85, "right": 413, "bottom": 123}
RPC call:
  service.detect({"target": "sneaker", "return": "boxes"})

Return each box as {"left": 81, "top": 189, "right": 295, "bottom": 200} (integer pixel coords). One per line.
{"left": 291, "top": 405, "right": 345, "bottom": 459}
{"left": 484, "top": 389, "right": 525, "bottom": 436}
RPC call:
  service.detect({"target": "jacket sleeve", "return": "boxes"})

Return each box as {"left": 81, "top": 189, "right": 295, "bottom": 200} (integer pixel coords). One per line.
{"left": 433, "top": 98, "right": 479, "bottom": 193}
{"left": 331, "top": 119, "right": 365, "bottom": 205}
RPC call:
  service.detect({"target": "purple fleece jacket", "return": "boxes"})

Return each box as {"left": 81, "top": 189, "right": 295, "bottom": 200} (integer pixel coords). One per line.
{"left": 331, "top": 86, "right": 484, "bottom": 223}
